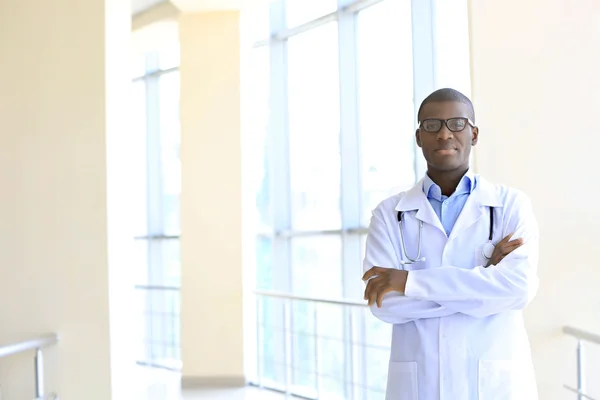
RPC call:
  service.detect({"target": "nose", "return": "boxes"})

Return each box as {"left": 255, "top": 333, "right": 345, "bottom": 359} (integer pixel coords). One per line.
{"left": 436, "top": 125, "right": 454, "bottom": 140}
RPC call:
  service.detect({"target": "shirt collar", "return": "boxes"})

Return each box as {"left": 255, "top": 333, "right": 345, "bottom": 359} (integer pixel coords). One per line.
{"left": 423, "top": 169, "right": 476, "bottom": 201}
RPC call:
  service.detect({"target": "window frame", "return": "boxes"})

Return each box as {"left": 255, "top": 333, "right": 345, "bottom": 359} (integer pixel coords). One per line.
{"left": 249, "top": 0, "right": 471, "bottom": 396}
{"left": 132, "top": 51, "right": 182, "bottom": 370}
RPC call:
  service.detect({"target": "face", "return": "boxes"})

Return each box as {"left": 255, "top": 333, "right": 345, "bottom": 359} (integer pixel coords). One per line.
{"left": 416, "top": 101, "right": 479, "bottom": 173}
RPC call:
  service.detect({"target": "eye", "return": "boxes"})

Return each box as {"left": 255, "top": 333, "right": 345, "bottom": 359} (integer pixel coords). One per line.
{"left": 447, "top": 118, "right": 466, "bottom": 131}
{"left": 422, "top": 120, "right": 441, "bottom": 132}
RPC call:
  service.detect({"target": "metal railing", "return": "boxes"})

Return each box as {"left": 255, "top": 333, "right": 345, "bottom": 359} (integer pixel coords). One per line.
{"left": 254, "top": 290, "right": 391, "bottom": 400}
{"left": 0, "top": 333, "right": 59, "bottom": 400}
{"left": 135, "top": 284, "right": 182, "bottom": 371}
{"left": 563, "top": 326, "right": 600, "bottom": 400}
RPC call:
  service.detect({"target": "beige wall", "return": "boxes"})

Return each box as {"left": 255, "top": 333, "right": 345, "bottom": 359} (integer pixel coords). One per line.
{"left": 179, "top": 11, "right": 245, "bottom": 386}
{"left": 0, "top": 0, "right": 129, "bottom": 398}
{"left": 469, "top": 1, "right": 600, "bottom": 398}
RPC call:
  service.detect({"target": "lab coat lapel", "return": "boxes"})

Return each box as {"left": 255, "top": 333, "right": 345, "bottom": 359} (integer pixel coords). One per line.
{"left": 448, "top": 192, "right": 484, "bottom": 240}
{"left": 395, "top": 178, "right": 446, "bottom": 235}
{"left": 449, "top": 176, "right": 503, "bottom": 240}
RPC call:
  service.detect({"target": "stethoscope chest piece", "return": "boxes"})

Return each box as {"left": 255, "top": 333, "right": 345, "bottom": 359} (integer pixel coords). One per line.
{"left": 482, "top": 242, "right": 495, "bottom": 259}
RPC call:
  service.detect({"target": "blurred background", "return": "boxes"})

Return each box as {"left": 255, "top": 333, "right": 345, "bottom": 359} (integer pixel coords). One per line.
{"left": 1, "top": 0, "right": 600, "bottom": 399}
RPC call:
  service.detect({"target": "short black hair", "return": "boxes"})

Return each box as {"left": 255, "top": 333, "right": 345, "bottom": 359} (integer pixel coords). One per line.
{"left": 417, "top": 88, "right": 475, "bottom": 123}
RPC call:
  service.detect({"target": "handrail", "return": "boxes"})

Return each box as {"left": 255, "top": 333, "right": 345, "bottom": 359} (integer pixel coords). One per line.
{"left": 0, "top": 333, "right": 58, "bottom": 359}
{"left": 254, "top": 290, "right": 366, "bottom": 307}
{"left": 563, "top": 326, "right": 599, "bottom": 400}
{"left": 0, "top": 333, "right": 59, "bottom": 399}
{"left": 563, "top": 326, "right": 600, "bottom": 346}
{"left": 134, "top": 284, "right": 180, "bottom": 291}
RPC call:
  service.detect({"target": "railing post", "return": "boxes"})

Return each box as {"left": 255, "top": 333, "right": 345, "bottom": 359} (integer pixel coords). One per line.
{"left": 313, "top": 303, "right": 320, "bottom": 398}
{"left": 283, "top": 298, "right": 292, "bottom": 398}
{"left": 577, "top": 340, "right": 584, "bottom": 400}
{"left": 256, "top": 295, "right": 263, "bottom": 389}
{"left": 35, "top": 348, "right": 44, "bottom": 399}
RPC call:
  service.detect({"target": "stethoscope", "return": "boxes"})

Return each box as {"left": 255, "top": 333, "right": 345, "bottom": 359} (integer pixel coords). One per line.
{"left": 397, "top": 207, "right": 495, "bottom": 265}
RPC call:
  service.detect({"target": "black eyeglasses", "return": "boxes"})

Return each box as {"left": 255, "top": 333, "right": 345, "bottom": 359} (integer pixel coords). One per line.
{"left": 419, "top": 117, "right": 475, "bottom": 133}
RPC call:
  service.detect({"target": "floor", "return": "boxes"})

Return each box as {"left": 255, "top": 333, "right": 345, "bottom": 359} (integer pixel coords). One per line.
{"left": 184, "top": 387, "right": 287, "bottom": 400}
{"left": 136, "top": 366, "right": 286, "bottom": 400}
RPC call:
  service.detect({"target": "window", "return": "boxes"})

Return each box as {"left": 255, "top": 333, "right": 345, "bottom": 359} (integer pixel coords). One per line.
{"left": 357, "top": 0, "right": 416, "bottom": 226}
{"left": 131, "top": 49, "right": 182, "bottom": 370}
{"left": 245, "top": 0, "right": 467, "bottom": 397}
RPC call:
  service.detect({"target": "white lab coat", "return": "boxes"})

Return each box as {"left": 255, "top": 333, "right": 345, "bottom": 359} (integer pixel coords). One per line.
{"left": 363, "top": 174, "right": 539, "bottom": 400}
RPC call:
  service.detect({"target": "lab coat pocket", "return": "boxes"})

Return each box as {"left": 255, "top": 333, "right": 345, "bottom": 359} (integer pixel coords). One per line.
{"left": 478, "top": 360, "right": 514, "bottom": 400}
{"left": 385, "top": 361, "right": 418, "bottom": 400}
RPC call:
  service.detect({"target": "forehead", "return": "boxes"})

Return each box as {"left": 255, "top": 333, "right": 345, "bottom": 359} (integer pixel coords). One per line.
{"left": 420, "top": 101, "right": 470, "bottom": 121}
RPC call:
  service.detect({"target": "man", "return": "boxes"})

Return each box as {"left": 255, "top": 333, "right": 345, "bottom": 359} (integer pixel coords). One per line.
{"left": 362, "top": 88, "right": 539, "bottom": 400}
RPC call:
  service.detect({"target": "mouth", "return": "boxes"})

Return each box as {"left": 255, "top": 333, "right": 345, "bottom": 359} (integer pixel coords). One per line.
{"left": 435, "top": 148, "right": 457, "bottom": 155}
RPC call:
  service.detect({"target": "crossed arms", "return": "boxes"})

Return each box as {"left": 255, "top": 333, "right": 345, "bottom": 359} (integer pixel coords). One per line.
{"left": 362, "top": 194, "right": 539, "bottom": 323}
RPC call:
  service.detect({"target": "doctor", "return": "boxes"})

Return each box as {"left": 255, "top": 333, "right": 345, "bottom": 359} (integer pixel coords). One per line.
{"left": 362, "top": 88, "right": 539, "bottom": 400}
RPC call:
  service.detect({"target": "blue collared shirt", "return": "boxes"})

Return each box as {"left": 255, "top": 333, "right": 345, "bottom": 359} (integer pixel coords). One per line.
{"left": 423, "top": 170, "right": 476, "bottom": 236}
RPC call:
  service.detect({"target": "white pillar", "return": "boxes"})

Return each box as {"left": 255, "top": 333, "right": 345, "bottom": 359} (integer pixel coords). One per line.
{"left": 469, "top": 1, "right": 600, "bottom": 399}
{"left": 0, "top": 0, "right": 129, "bottom": 398}
{"left": 179, "top": 11, "right": 245, "bottom": 387}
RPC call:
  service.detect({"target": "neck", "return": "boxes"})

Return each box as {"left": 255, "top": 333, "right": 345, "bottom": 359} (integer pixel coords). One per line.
{"left": 426, "top": 166, "right": 469, "bottom": 197}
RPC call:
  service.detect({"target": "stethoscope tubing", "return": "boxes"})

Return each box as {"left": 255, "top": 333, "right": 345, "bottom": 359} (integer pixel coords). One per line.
{"left": 397, "top": 207, "right": 494, "bottom": 265}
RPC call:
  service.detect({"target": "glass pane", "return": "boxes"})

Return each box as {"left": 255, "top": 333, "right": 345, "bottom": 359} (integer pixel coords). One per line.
{"left": 291, "top": 300, "right": 317, "bottom": 396}
{"left": 367, "top": 389, "right": 387, "bottom": 400}
{"left": 247, "top": 46, "right": 272, "bottom": 232}
{"left": 133, "top": 239, "right": 150, "bottom": 284}
{"left": 364, "top": 307, "right": 392, "bottom": 348}
{"left": 292, "top": 333, "right": 317, "bottom": 394}
{"left": 358, "top": 0, "right": 416, "bottom": 226}
{"left": 159, "top": 71, "right": 181, "bottom": 235}
{"left": 259, "top": 297, "right": 286, "bottom": 389}
{"left": 291, "top": 236, "right": 342, "bottom": 298}
{"left": 137, "top": 285, "right": 181, "bottom": 368}
{"left": 286, "top": 0, "right": 337, "bottom": 28}
{"left": 317, "top": 304, "right": 345, "bottom": 398}
{"left": 133, "top": 287, "right": 148, "bottom": 361}
{"left": 159, "top": 45, "right": 180, "bottom": 71}
{"left": 365, "top": 347, "right": 389, "bottom": 394}
{"left": 131, "top": 81, "right": 148, "bottom": 237}
{"left": 433, "top": 0, "right": 471, "bottom": 94}
{"left": 143, "top": 240, "right": 181, "bottom": 287}
{"left": 288, "top": 22, "right": 341, "bottom": 231}
{"left": 132, "top": 52, "right": 147, "bottom": 78}
{"left": 243, "top": 2, "right": 271, "bottom": 42}
{"left": 256, "top": 237, "right": 273, "bottom": 290}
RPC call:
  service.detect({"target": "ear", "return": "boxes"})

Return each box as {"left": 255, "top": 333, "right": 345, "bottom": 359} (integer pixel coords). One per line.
{"left": 415, "top": 129, "right": 422, "bottom": 148}
{"left": 471, "top": 126, "right": 479, "bottom": 146}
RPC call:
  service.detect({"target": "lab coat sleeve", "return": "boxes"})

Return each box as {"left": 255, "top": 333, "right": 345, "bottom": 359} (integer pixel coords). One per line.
{"left": 364, "top": 207, "right": 457, "bottom": 324}
{"left": 404, "top": 193, "right": 539, "bottom": 318}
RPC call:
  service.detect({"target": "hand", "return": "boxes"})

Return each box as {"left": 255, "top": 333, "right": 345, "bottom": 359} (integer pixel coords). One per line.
{"left": 486, "top": 233, "right": 524, "bottom": 267}
{"left": 362, "top": 267, "right": 409, "bottom": 308}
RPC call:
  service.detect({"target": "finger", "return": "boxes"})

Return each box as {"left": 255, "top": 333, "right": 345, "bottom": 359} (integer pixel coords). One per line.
{"left": 502, "top": 241, "right": 524, "bottom": 254}
{"left": 366, "top": 281, "right": 385, "bottom": 305}
{"left": 363, "top": 279, "right": 373, "bottom": 300}
{"left": 498, "top": 233, "right": 515, "bottom": 245}
{"left": 363, "top": 277, "right": 381, "bottom": 300}
{"left": 363, "top": 279, "right": 372, "bottom": 300}
{"left": 507, "top": 241, "right": 524, "bottom": 251}
{"left": 496, "top": 238, "right": 523, "bottom": 253}
{"left": 376, "top": 287, "right": 391, "bottom": 308}
{"left": 362, "top": 267, "right": 384, "bottom": 281}
{"left": 367, "top": 285, "right": 379, "bottom": 306}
